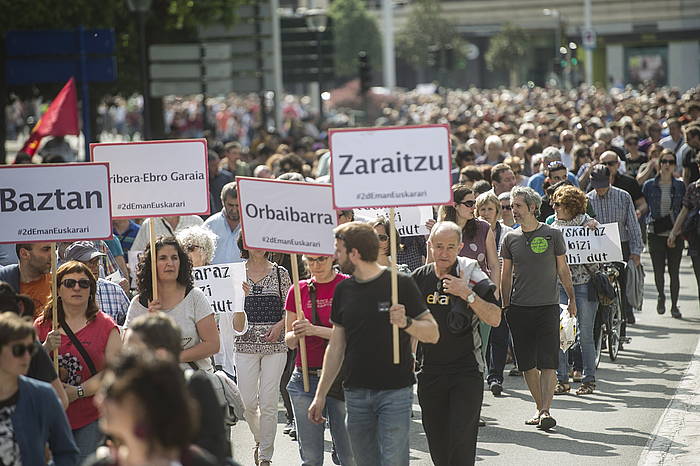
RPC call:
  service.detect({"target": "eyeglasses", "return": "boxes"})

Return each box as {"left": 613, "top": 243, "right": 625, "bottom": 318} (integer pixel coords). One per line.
{"left": 377, "top": 234, "right": 389, "bottom": 241}
{"left": 11, "top": 342, "right": 38, "bottom": 358}
{"left": 659, "top": 159, "right": 676, "bottom": 165}
{"left": 501, "top": 205, "right": 512, "bottom": 211}
{"left": 186, "top": 245, "right": 201, "bottom": 252}
{"left": 553, "top": 202, "right": 562, "bottom": 207}
{"left": 456, "top": 200, "right": 476, "bottom": 208}
{"left": 60, "top": 278, "right": 90, "bottom": 289}
{"left": 305, "top": 256, "right": 330, "bottom": 263}
{"left": 603, "top": 161, "right": 618, "bottom": 167}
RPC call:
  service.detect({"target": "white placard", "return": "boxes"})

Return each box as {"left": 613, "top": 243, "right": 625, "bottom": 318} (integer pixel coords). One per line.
{"left": 237, "top": 177, "right": 337, "bottom": 255}
{"left": 329, "top": 124, "right": 452, "bottom": 209}
{"left": 193, "top": 262, "right": 246, "bottom": 375}
{"left": 91, "top": 139, "right": 210, "bottom": 219}
{"left": 558, "top": 222, "right": 623, "bottom": 264}
{"left": 0, "top": 163, "right": 112, "bottom": 244}
{"left": 355, "top": 206, "right": 433, "bottom": 237}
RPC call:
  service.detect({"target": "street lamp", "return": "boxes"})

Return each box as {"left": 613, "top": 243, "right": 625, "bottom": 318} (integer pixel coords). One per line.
{"left": 127, "top": 0, "right": 152, "bottom": 140}
{"left": 305, "top": 8, "right": 327, "bottom": 125}
{"left": 543, "top": 8, "right": 563, "bottom": 87}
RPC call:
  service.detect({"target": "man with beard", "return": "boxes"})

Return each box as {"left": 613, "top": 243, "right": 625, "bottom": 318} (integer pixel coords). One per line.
{"left": 0, "top": 243, "right": 53, "bottom": 317}
{"left": 309, "top": 221, "right": 439, "bottom": 466}
{"left": 203, "top": 181, "right": 243, "bottom": 264}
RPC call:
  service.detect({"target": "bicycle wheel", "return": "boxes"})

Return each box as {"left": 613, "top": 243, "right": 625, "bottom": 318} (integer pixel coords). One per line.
{"left": 594, "top": 305, "right": 603, "bottom": 368}
{"left": 607, "top": 278, "right": 623, "bottom": 361}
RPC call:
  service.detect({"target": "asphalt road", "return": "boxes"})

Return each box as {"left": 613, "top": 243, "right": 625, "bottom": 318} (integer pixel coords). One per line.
{"left": 229, "top": 252, "right": 700, "bottom": 466}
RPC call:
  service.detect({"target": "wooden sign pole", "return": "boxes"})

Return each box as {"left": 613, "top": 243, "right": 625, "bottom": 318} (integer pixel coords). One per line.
{"left": 50, "top": 242, "right": 58, "bottom": 372}
{"left": 389, "top": 208, "right": 400, "bottom": 365}
{"left": 149, "top": 219, "right": 159, "bottom": 302}
{"left": 290, "top": 254, "right": 310, "bottom": 392}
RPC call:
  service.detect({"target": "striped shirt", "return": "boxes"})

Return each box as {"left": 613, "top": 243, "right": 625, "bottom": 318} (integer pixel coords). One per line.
{"left": 587, "top": 186, "right": 644, "bottom": 255}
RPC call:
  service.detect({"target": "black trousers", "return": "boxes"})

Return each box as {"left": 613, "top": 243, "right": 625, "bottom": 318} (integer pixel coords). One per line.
{"left": 280, "top": 348, "right": 296, "bottom": 422}
{"left": 693, "top": 256, "right": 700, "bottom": 304}
{"left": 417, "top": 371, "right": 483, "bottom": 466}
{"left": 648, "top": 233, "right": 684, "bottom": 307}
{"left": 487, "top": 316, "right": 512, "bottom": 384}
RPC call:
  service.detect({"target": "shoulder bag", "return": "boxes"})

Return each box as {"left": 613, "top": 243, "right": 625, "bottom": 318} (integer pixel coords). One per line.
{"left": 308, "top": 281, "right": 345, "bottom": 401}
{"left": 59, "top": 316, "right": 97, "bottom": 377}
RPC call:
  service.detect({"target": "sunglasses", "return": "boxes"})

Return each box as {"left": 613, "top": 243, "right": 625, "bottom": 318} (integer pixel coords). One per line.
{"left": 11, "top": 342, "right": 38, "bottom": 358}
{"left": 603, "top": 161, "right": 618, "bottom": 166}
{"left": 501, "top": 205, "right": 513, "bottom": 211}
{"left": 553, "top": 202, "right": 563, "bottom": 207}
{"left": 456, "top": 200, "right": 476, "bottom": 208}
{"left": 305, "top": 256, "right": 330, "bottom": 263}
{"left": 377, "top": 234, "right": 389, "bottom": 241}
{"left": 660, "top": 159, "right": 676, "bottom": 165}
{"left": 61, "top": 278, "right": 91, "bottom": 289}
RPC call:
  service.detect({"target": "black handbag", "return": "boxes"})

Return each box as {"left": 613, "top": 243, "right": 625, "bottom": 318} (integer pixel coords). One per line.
{"left": 653, "top": 215, "right": 674, "bottom": 233}
{"left": 308, "top": 281, "right": 345, "bottom": 401}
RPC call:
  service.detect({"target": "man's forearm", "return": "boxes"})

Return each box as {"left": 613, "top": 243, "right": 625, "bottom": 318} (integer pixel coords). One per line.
{"left": 404, "top": 314, "right": 439, "bottom": 344}
{"left": 461, "top": 290, "right": 501, "bottom": 327}
{"left": 316, "top": 342, "right": 344, "bottom": 399}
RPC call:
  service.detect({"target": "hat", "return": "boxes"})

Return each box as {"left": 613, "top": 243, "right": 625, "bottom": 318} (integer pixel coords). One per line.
{"left": 65, "top": 241, "right": 106, "bottom": 262}
{"left": 590, "top": 165, "right": 611, "bottom": 189}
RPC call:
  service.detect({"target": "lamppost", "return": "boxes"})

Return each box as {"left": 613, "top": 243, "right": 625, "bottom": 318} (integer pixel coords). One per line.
{"left": 305, "top": 8, "right": 327, "bottom": 125}
{"left": 543, "top": 8, "right": 563, "bottom": 86}
{"left": 127, "top": 0, "right": 152, "bottom": 140}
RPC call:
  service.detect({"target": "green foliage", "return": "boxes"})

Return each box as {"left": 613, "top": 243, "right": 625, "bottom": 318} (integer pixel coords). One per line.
{"left": 485, "top": 23, "right": 530, "bottom": 73}
{"left": 395, "top": 0, "right": 468, "bottom": 69}
{"left": 328, "top": 0, "right": 382, "bottom": 79}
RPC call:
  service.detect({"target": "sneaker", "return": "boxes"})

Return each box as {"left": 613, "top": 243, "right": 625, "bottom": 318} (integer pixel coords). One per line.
{"left": 283, "top": 421, "right": 294, "bottom": 435}
{"left": 657, "top": 296, "right": 666, "bottom": 314}
{"left": 489, "top": 381, "right": 503, "bottom": 396}
{"left": 331, "top": 444, "right": 340, "bottom": 465}
{"left": 289, "top": 423, "right": 297, "bottom": 441}
{"left": 671, "top": 307, "right": 682, "bottom": 319}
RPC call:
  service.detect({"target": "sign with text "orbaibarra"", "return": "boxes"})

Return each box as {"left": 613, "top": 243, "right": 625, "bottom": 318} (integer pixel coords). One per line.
{"left": 91, "top": 139, "right": 209, "bottom": 219}
{"left": 237, "top": 177, "right": 336, "bottom": 255}
{"left": 330, "top": 124, "right": 452, "bottom": 209}
{"left": 0, "top": 163, "right": 112, "bottom": 244}
{"left": 557, "top": 223, "right": 623, "bottom": 264}
{"left": 355, "top": 206, "right": 433, "bottom": 237}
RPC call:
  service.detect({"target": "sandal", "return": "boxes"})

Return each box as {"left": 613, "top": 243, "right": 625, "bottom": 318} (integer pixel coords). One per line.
{"left": 538, "top": 412, "right": 557, "bottom": 430}
{"left": 525, "top": 412, "right": 542, "bottom": 425}
{"left": 554, "top": 382, "right": 570, "bottom": 395}
{"left": 572, "top": 371, "right": 583, "bottom": 383}
{"left": 576, "top": 382, "right": 596, "bottom": 395}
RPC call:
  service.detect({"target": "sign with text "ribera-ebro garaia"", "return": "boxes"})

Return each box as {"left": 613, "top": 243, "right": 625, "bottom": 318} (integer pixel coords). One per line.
{"left": 237, "top": 177, "right": 337, "bottom": 256}
{"left": 0, "top": 163, "right": 112, "bottom": 244}
{"left": 91, "top": 139, "right": 210, "bottom": 219}
{"left": 329, "top": 124, "right": 452, "bottom": 209}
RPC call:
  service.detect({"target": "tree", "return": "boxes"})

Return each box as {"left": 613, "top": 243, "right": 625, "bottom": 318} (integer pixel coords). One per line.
{"left": 485, "top": 23, "right": 530, "bottom": 88}
{"left": 328, "top": 0, "right": 382, "bottom": 80}
{"left": 395, "top": 0, "right": 468, "bottom": 70}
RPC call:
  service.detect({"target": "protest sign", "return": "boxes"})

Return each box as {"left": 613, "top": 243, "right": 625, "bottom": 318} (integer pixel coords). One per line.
{"left": 91, "top": 139, "right": 209, "bottom": 219}
{"left": 0, "top": 163, "right": 112, "bottom": 244}
{"left": 557, "top": 222, "right": 623, "bottom": 264}
{"left": 329, "top": 124, "right": 452, "bottom": 209}
{"left": 237, "top": 177, "right": 337, "bottom": 256}
{"left": 355, "top": 206, "right": 433, "bottom": 237}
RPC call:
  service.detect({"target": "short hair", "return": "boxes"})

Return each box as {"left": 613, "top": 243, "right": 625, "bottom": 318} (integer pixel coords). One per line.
{"left": 497, "top": 192, "right": 511, "bottom": 202}
{"left": 15, "top": 243, "right": 32, "bottom": 258}
{"left": 128, "top": 313, "right": 183, "bottom": 358}
{"left": 0, "top": 282, "right": 35, "bottom": 318}
{"left": 476, "top": 192, "right": 501, "bottom": 216}
{"left": 176, "top": 226, "right": 217, "bottom": 265}
{"left": 546, "top": 161, "right": 567, "bottom": 175}
{"left": 207, "top": 150, "right": 219, "bottom": 162}
{"left": 220, "top": 181, "right": 237, "bottom": 204}
{"left": 253, "top": 165, "right": 271, "bottom": 177}
{"left": 485, "top": 135, "right": 503, "bottom": 149}
{"left": 472, "top": 180, "right": 492, "bottom": 195}
{"left": 595, "top": 128, "right": 614, "bottom": 142}
{"left": 510, "top": 186, "right": 542, "bottom": 216}
{"left": 600, "top": 150, "right": 620, "bottom": 162}
{"left": 685, "top": 125, "right": 700, "bottom": 140}
{"left": 223, "top": 141, "right": 242, "bottom": 153}
{"left": 278, "top": 153, "right": 305, "bottom": 174}
{"left": 334, "top": 221, "right": 379, "bottom": 262}
{"left": 455, "top": 148, "right": 475, "bottom": 166}
{"left": 552, "top": 185, "right": 588, "bottom": 217}
{"left": 666, "top": 118, "right": 680, "bottom": 130}
{"left": 542, "top": 146, "right": 562, "bottom": 161}
{"left": 491, "top": 163, "right": 513, "bottom": 183}
{"left": 428, "top": 221, "right": 462, "bottom": 243}
{"left": 0, "top": 312, "right": 36, "bottom": 348}
{"left": 459, "top": 165, "right": 483, "bottom": 182}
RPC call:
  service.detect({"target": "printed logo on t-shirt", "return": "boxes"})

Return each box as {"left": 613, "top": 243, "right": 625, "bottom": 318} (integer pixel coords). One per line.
{"left": 426, "top": 291, "right": 450, "bottom": 305}
{"left": 377, "top": 301, "right": 390, "bottom": 313}
{"left": 530, "top": 237, "right": 549, "bottom": 253}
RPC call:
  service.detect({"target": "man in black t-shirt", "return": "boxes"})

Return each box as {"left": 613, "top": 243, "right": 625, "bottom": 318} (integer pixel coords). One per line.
{"left": 309, "top": 222, "right": 439, "bottom": 466}
{"left": 412, "top": 222, "right": 501, "bottom": 466}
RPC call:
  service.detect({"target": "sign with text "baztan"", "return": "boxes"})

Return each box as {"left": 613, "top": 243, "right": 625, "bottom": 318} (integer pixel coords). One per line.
{"left": 237, "top": 177, "right": 336, "bottom": 255}
{"left": 91, "top": 139, "right": 209, "bottom": 219}
{"left": 330, "top": 124, "right": 452, "bottom": 209}
{"left": 557, "top": 223, "right": 623, "bottom": 264}
{"left": 355, "top": 206, "right": 433, "bottom": 237}
{"left": 0, "top": 163, "right": 112, "bottom": 244}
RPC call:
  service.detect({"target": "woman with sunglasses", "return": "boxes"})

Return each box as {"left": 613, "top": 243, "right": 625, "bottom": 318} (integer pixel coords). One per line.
{"left": 642, "top": 150, "right": 686, "bottom": 318}
{"left": 636, "top": 143, "right": 663, "bottom": 185}
{"left": 176, "top": 225, "right": 217, "bottom": 268}
{"left": 0, "top": 312, "right": 79, "bottom": 466}
{"left": 370, "top": 217, "right": 411, "bottom": 274}
{"left": 35, "top": 261, "right": 123, "bottom": 463}
{"left": 284, "top": 254, "right": 355, "bottom": 466}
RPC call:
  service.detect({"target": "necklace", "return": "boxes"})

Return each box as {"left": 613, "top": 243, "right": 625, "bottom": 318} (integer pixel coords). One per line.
{"left": 522, "top": 223, "right": 541, "bottom": 244}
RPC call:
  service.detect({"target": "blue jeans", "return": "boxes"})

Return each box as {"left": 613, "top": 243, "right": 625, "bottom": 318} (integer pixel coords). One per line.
{"left": 344, "top": 386, "right": 413, "bottom": 466}
{"left": 72, "top": 420, "right": 103, "bottom": 464}
{"left": 557, "top": 283, "right": 598, "bottom": 384}
{"left": 287, "top": 370, "right": 355, "bottom": 466}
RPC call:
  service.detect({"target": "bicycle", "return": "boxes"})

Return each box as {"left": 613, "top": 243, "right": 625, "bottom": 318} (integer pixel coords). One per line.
{"left": 594, "top": 263, "right": 624, "bottom": 367}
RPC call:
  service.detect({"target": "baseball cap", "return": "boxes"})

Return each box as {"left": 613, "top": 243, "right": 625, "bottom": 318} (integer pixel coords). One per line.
{"left": 64, "top": 241, "right": 106, "bottom": 262}
{"left": 589, "top": 165, "right": 611, "bottom": 189}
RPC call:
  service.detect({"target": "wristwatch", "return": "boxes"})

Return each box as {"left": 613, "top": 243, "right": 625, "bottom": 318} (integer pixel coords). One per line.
{"left": 402, "top": 316, "right": 414, "bottom": 330}
{"left": 466, "top": 291, "right": 476, "bottom": 305}
{"left": 76, "top": 385, "right": 85, "bottom": 399}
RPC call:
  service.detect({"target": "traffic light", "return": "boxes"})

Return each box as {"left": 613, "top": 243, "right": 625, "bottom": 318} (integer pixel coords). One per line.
{"left": 359, "top": 51, "right": 371, "bottom": 94}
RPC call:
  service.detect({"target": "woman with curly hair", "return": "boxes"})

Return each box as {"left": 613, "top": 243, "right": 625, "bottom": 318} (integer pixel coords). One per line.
{"left": 124, "top": 237, "right": 219, "bottom": 373}
{"left": 35, "top": 260, "right": 122, "bottom": 462}
{"left": 176, "top": 226, "right": 218, "bottom": 268}
{"left": 551, "top": 185, "right": 599, "bottom": 395}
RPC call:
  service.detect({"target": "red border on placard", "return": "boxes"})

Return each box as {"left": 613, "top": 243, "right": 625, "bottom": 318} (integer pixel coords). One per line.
{"left": 90, "top": 138, "right": 210, "bottom": 219}
{"left": 0, "top": 162, "right": 114, "bottom": 244}
{"left": 328, "top": 123, "right": 453, "bottom": 210}
{"left": 236, "top": 176, "right": 336, "bottom": 256}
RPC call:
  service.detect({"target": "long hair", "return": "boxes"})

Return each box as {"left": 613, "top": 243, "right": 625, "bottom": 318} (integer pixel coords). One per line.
{"left": 41, "top": 261, "right": 99, "bottom": 325}
{"left": 439, "top": 184, "right": 478, "bottom": 241}
{"left": 136, "top": 236, "right": 193, "bottom": 304}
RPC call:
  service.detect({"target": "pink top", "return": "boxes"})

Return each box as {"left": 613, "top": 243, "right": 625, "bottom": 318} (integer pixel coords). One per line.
{"left": 36, "top": 311, "right": 117, "bottom": 429}
{"left": 460, "top": 218, "right": 492, "bottom": 273}
{"left": 285, "top": 273, "right": 349, "bottom": 368}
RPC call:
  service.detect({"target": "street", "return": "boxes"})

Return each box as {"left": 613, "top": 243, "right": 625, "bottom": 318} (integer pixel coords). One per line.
{"left": 229, "top": 251, "right": 700, "bottom": 465}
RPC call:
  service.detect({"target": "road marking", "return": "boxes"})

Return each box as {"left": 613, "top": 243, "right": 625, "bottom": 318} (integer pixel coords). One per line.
{"left": 638, "top": 330, "right": 700, "bottom": 465}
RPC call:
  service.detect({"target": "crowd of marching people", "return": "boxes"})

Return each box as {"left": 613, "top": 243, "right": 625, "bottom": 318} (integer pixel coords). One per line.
{"left": 2, "top": 83, "right": 700, "bottom": 465}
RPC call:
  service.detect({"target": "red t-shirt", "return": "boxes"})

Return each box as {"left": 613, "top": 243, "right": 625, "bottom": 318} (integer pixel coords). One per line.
{"left": 35, "top": 311, "right": 117, "bottom": 429}
{"left": 285, "top": 273, "right": 348, "bottom": 368}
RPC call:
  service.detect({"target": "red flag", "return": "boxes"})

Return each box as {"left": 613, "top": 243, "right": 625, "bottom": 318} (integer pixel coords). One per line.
{"left": 20, "top": 77, "right": 79, "bottom": 156}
